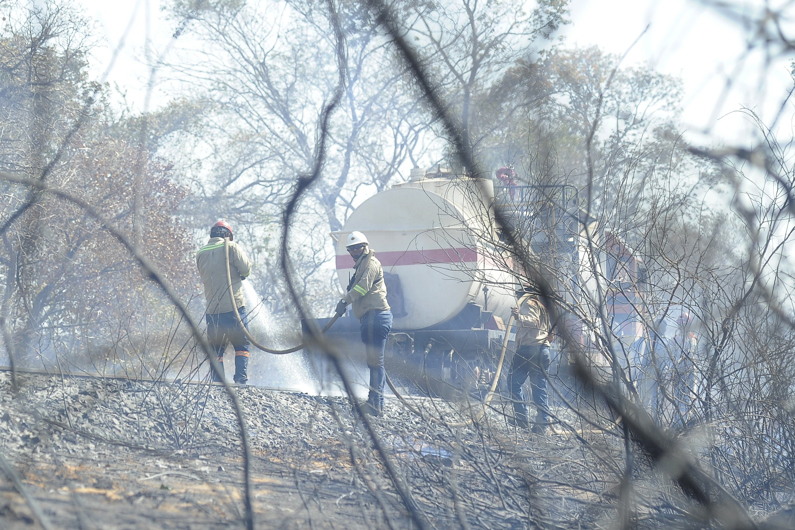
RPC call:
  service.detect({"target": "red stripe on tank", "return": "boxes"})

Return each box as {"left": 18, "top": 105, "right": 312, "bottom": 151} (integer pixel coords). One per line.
{"left": 336, "top": 247, "right": 478, "bottom": 269}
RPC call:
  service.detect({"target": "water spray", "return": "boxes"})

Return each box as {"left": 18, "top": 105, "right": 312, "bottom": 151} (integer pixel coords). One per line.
{"left": 223, "top": 239, "right": 339, "bottom": 354}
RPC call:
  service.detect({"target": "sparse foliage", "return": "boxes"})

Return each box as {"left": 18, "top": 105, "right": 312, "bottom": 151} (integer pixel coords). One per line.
{"left": 2, "top": 0, "right": 795, "bottom": 529}
{"left": 0, "top": 3, "right": 197, "bottom": 370}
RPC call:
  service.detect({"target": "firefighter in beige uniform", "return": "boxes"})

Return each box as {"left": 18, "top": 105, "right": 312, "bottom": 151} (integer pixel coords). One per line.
{"left": 335, "top": 231, "right": 392, "bottom": 416}
{"left": 196, "top": 220, "right": 253, "bottom": 384}
{"left": 508, "top": 287, "right": 552, "bottom": 433}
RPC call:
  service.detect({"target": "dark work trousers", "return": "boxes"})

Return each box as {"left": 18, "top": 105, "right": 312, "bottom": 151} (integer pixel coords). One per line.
{"left": 508, "top": 344, "right": 551, "bottom": 426}
{"left": 206, "top": 306, "right": 250, "bottom": 384}
{"left": 359, "top": 310, "right": 393, "bottom": 412}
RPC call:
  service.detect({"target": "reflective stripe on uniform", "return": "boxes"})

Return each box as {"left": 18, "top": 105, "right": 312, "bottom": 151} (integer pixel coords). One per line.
{"left": 196, "top": 242, "right": 225, "bottom": 255}
{"left": 235, "top": 350, "right": 249, "bottom": 357}
{"left": 353, "top": 284, "right": 368, "bottom": 296}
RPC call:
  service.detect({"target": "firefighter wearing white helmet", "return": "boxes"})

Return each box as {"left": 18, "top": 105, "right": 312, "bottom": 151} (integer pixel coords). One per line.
{"left": 335, "top": 231, "right": 392, "bottom": 416}
{"left": 346, "top": 231, "right": 369, "bottom": 247}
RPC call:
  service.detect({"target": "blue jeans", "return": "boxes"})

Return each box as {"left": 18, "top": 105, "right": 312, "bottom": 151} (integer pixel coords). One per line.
{"left": 509, "top": 344, "right": 551, "bottom": 426}
{"left": 360, "top": 310, "right": 393, "bottom": 411}
{"left": 206, "top": 307, "right": 250, "bottom": 384}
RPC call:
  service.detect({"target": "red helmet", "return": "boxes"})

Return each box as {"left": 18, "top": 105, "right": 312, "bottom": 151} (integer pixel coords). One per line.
{"left": 496, "top": 166, "right": 516, "bottom": 178}
{"left": 211, "top": 219, "right": 233, "bottom": 240}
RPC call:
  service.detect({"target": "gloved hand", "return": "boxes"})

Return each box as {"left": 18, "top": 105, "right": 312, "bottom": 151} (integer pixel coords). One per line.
{"left": 335, "top": 299, "right": 348, "bottom": 317}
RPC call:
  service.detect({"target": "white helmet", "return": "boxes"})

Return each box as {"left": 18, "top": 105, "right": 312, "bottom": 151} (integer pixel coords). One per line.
{"left": 346, "top": 231, "right": 369, "bottom": 248}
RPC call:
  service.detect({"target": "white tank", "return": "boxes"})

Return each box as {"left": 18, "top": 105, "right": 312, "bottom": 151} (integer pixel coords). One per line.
{"left": 336, "top": 168, "right": 517, "bottom": 330}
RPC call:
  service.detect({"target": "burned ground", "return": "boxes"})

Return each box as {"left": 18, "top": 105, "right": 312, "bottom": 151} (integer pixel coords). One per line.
{"left": 3, "top": 369, "right": 787, "bottom": 529}
{"left": 0, "top": 369, "right": 647, "bottom": 529}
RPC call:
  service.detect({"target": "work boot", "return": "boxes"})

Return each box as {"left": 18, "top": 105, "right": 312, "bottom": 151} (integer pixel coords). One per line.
{"left": 212, "top": 360, "right": 225, "bottom": 383}
{"left": 361, "top": 402, "right": 379, "bottom": 417}
{"left": 362, "top": 391, "right": 381, "bottom": 417}
{"left": 508, "top": 415, "right": 529, "bottom": 430}
{"left": 511, "top": 402, "right": 529, "bottom": 430}
{"left": 531, "top": 413, "right": 549, "bottom": 435}
{"left": 369, "top": 367, "right": 385, "bottom": 413}
{"left": 233, "top": 352, "right": 249, "bottom": 385}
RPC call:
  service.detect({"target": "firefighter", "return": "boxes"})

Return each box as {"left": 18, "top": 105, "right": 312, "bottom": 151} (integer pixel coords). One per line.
{"left": 495, "top": 166, "right": 518, "bottom": 200}
{"left": 671, "top": 311, "right": 698, "bottom": 427}
{"left": 335, "top": 231, "right": 392, "bottom": 416}
{"left": 508, "top": 285, "right": 552, "bottom": 433}
{"left": 196, "top": 220, "right": 253, "bottom": 384}
{"left": 634, "top": 318, "right": 669, "bottom": 417}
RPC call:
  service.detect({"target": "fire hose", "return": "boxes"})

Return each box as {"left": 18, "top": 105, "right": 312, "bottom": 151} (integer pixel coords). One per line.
{"left": 223, "top": 237, "right": 526, "bottom": 427}
{"left": 223, "top": 238, "right": 339, "bottom": 355}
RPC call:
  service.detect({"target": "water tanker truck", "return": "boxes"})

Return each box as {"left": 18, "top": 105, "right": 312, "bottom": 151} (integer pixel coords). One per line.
{"left": 306, "top": 167, "right": 521, "bottom": 397}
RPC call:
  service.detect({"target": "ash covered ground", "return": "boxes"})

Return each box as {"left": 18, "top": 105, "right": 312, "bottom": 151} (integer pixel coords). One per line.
{"left": 0, "top": 369, "right": 734, "bottom": 529}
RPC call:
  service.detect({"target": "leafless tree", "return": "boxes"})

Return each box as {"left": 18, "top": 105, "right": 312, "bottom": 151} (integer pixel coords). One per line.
{"left": 3, "top": 0, "right": 795, "bottom": 529}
